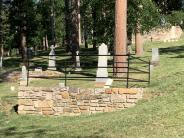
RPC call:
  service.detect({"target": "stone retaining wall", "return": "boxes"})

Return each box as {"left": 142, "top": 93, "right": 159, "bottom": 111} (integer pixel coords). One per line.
{"left": 18, "top": 87, "right": 143, "bottom": 116}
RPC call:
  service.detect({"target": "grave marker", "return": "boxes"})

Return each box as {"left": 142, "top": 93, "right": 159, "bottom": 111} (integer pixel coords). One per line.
{"left": 48, "top": 45, "right": 56, "bottom": 70}
{"left": 151, "top": 48, "right": 159, "bottom": 66}
{"left": 96, "top": 43, "right": 109, "bottom": 85}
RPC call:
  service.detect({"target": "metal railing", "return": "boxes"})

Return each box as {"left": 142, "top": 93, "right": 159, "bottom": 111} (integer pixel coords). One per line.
{"left": 26, "top": 52, "right": 151, "bottom": 88}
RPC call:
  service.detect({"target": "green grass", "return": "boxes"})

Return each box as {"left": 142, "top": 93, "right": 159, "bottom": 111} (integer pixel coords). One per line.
{"left": 1, "top": 38, "right": 184, "bottom": 137}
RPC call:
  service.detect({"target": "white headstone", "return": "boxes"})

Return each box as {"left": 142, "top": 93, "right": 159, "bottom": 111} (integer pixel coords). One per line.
{"left": 21, "top": 66, "right": 27, "bottom": 81}
{"left": 75, "top": 51, "right": 82, "bottom": 71}
{"left": 151, "top": 48, "right": 159, "bottom": 66}
{"left": 48, "top": 45, "right": 56, "bottom": 70}
{"left": 96, "top": 43, "right": 109, "bottom": 83}
{"left": 0, "top": 56, "right": 2, "bottom": 68}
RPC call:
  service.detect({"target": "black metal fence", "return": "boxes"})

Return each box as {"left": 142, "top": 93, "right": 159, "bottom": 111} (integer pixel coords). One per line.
{"left": 26, "top": 52, "right": 151, "bottom": 88}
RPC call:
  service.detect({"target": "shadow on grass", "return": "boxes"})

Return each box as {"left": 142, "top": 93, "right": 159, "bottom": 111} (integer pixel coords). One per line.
{"left": 0, "top": 126, "right": 47, "bottom": 137}
{"left": 159, "top": 45, "right": 184, "bottom": 56}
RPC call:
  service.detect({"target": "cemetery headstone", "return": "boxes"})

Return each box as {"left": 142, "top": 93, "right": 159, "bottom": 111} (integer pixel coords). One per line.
{"left": 151, "top": 48, "right": 159, "bottom": 66}
{"left": 75, "top": 51, "right": 82, "bottom": 71}
{"left": 48, "top": 45, "right": 56, "bottom": 70}
{"left": 96, "top": 43, "right": 109, "bottom": 85}
{"left": 20, "top": 66, "right": 28, "bottom": 86}
{"left": 21, "top": 66, "right": 27, "bottom": 81}
{"left": 27, "top": 48, "right": 33, "bottom": 59}
{"left": 0, "top": 56, "right": 2, "bottom": 68}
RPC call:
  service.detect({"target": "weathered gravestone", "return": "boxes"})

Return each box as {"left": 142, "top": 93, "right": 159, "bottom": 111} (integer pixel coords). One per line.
{"left": 151, "top": 48, "right": 159, "bottom": 66}
{"left": 20, "top": 66, "right": 28, "bottom": 86}
{"left": 0, "top": 56, "right": 2, "bottom": 68}
{"left": 27, "top": 48, "right": 33, "bottom": 59}
{"left": 75, "top": 51, "right": 82, "bottom": 71}
{"left": 96, "top": 43, "right": 109, "bottom": 86}
{"left": 48, "top": 45, "right": 56, "bottom": 70}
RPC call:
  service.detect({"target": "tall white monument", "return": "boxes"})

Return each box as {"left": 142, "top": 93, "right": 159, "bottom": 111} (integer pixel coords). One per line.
{"left": 151, "top": 48, "right": 159, "bottom": 66}
{"left": 48, "top": 45, "right": 56, "bottom": 70}
{"left": 96, "top": 43, "right": 108, "bottom": 84}
{"left": 75, "top": 51, "right": 82, "bottom": 71}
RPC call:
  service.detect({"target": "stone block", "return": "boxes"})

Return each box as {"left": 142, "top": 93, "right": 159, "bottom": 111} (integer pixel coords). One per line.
{"left": 124, "top": 103, "right": 136, "bottom": 108}
{"left": 104, "top": 107, "right": 114, "bottom": 112}
{"left": 112, "top": 88, "right": 119, "bottom": 94}
{"left": 103, "top": 97, "right": 110, "bottom": 102}
{"left": 90, "top": 100, "right": 98, "bottom": 103}
{"left": 18, "top": 92, "right": 24, "bottom": 98}
{"left": 99, "top": 104, "right": 106, "bottom": 107}
{"left": 77, "top": 101, "right": 84, "bottom": 106}
{"left": 126, "top": 98, "right": 137, "bottom": 103}
{"left": 69, "top": 87, "right": 79, "bottom": 93}
{"left": 127, "top": 94, "right": 138, "bottom": 99}
{"left": 42, "top": 110, "right": 54, "bottom": 115}
{"left": 61, "top": 92, "right": 70, "bottom": 99}
{"left": 94, "top": 88, "right": 105, "bottom": 94}
{"left": 63, "top": 108, "right": 73, "bottom": 113}
{"left": 70, "top": 105, "right": 78, "bottom": 108}
{"left": 119, "top": 88, "right": 137, "bottom": 94}
{"left": 95, "top": 107, "right": 104, "bottom": 111}
{"left": 18, "top": 110, "right": 27, "bottom": 115}
{"left": 105, "top": 89, "right": 112, "bottom": 94}
{"left": 45, "top": 92, "right": 53, "bottom": 99}
{"left": 56, "top": 94, "right": 62, "bottom": 100}
{"left": 42, "top": 107, "right": 53, "bottom": 111}
{"left": 73, "top": 109, "right": 80, "bottom": 113}
{"left": 90, "top": 107, "right": 96, "bottom": 111}
{"left": 79, "top": 106, "right": 89, "bottom": 110}
{"left": 90, "top": 103, "right": 99, "bottom": 107}
{"left": 118, "top": 104, "right": 124, "bottom": 108}
{"left": 111, "top": 95, "right": 126, "bottom": 103}
{"left": 19, "top": 99, "right": 33, "bottom": 106}
{"left": 39, "top": 100, "right": 53, "bottom": 108}
{"left": 19, "top": 81, "right": 27, "bottom": 86}
{"left": 18, "top": 105, "right": 24, "bottom": 111}
{"left": 23, "top": 106, "right": 35, "bottom": 111}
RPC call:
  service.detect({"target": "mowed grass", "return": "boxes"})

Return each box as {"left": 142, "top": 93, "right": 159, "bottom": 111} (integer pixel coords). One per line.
{"left": 1, "top": 39, "right": 184, "bottom": 137}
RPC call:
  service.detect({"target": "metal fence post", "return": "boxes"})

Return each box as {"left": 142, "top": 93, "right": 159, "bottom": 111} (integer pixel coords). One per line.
{"left": 126, "top": 55, "right": 130, "bottom": 88}
{"left": 148, "top": 61, "right": 151, "bottom": 85}
{"left": 64, "top": 62, "right": 67, "bottom": 86}
{"left": 27, "top": 48, "right": 29, "bottom": 87}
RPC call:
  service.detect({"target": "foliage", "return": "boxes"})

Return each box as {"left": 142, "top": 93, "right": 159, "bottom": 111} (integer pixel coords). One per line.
{"left": 166, "top": 11, "right": 184, "bottom": 28}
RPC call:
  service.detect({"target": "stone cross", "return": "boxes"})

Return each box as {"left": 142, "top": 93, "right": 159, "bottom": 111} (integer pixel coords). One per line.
{"left": 48, "top": 45, "right": 56, "bottom": 70}
{"left": 21, "top": 66, "right": 27, "bottom": 81}
{"left": 75, "top": 51, "right": 82, "bottom": 71}
{"left": 151, "top": 48, "right": 159, "bottom": 66}
{"left": 96, "top": 43, "right": 108, "bottom": 84}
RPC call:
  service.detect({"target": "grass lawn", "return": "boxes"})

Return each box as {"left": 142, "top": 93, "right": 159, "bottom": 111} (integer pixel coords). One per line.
{"left": 0, "top": 39, "right": 184, "bottom": 137}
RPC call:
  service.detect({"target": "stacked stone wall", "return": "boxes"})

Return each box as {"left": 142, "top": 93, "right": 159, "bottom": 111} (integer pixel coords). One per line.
{"left": 18, "top": 87, "right": 143, "bottom": 116}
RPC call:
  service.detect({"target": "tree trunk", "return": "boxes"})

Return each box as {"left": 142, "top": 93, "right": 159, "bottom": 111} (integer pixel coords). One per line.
{"left": 50, "top": 0, "right": 56, "bottom": 46}
{"left": 64, "top": 0, "right": 70, "bottom": 52}
{"left": 45, "top": 37, "right": 48, "bottom": 50}
{"left": 68, "top": 0, "right": 79, "bottom": 63}
{"left": 92, "top": 6, "right": 97, "bottom": 50}
{"left": 135, "top": 23, "right": 143, "bottom": 56}
{"left": 114, "top": 0, "right": 127, "bottom": 77}
{"left": 20, "top": 31, "right": 27, "bottom": 65}
{"left": 43, "top": 37, "right": 46, "bottom": 50}
{"left": 0, "top": 45, "right": 3, "bottom": 68}
{"left": 0, "top": 0, "right": 2, "bottom": 68}
{"left": 78, "top": 0, "right": 82, "bottom": 45}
